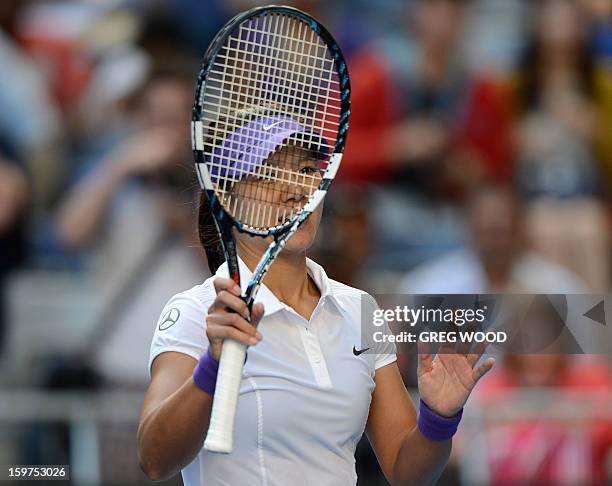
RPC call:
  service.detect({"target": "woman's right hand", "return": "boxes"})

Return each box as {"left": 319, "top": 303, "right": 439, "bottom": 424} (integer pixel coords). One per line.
{"left": 206, "top": 277, "right": 265, "bottom": 361}
{"left": 110, "top": 128, "right": 183, "bottom": 179}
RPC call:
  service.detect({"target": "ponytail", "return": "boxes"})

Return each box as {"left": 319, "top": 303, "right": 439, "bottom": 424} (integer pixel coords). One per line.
{"left": 198, "top": 192, "right": 225, "bottom": 274}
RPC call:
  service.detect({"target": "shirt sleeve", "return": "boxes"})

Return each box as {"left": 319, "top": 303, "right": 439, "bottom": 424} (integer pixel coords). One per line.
{"left": 148, "top": 293, "right": 210, "bottom": 377}
{"left": 361, "top": 293, "right": 397, "bottom": 370}
{"left": 374, "top": 318, "right": 397, "bottom": 370}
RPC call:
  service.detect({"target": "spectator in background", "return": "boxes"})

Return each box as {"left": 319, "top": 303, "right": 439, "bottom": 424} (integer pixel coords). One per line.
{"left": 10, "top": 1, "right": 155, "bottom": 214}
{"left": 398, "top": 183, "right": 586, "bottom": 293}
{"left": 342, "top": 0, "right": 472, "bottom": 187}
{"left": 54, "top": 64, "right": 208, "bottom": 388}
{"left": 512, "top": 0, "right": 610, "bottom": 291}
{"left": 0, "top": 0, "right": 62, "bottom": 208}
{"left": 395, "top": 182, "right": 586, "bottom": 396}
{"left": 397, "top": 183, "right": 609, "bottom": 486}
{"left": 340, "top": 0, "right": 478, "bottom": 274}
{"left": 56, "top": 63, "right": 194, "bottom": 250}
{"left": 515, "top": 0, "right": 599, "bottom": 200}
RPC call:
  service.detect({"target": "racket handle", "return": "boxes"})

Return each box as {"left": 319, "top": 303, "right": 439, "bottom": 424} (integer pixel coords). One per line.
{"left": 204, "top": 339, "right": 246, "bottom": 453}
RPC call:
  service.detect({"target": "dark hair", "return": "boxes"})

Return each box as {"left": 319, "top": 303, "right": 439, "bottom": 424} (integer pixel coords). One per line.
{"left": 518, "top": 46, "right": 595, "bottom": 113}
{"left": 198, "top": 192, "right": 225, "bottom": 274}
{"left": 517, "top": 1, "right": 595, "bottom": 112}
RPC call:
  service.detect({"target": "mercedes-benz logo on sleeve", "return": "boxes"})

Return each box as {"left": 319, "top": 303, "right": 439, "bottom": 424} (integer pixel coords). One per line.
{"left": 159, "top": 308, "right": 181, "bottom": 331}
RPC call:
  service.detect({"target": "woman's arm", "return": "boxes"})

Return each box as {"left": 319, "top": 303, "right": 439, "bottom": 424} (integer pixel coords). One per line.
{"left": 137, "top": 277, "right": 264, "bottom": 481}
{"left": 138, "top": 352, "right": 213, "bottom": 481}
{"left": 367, "top": 343, "right": 494, "bottom": 486}
{"left": 366, "top": 363, "right": 450, "bottom": 486}
{"left": 55, "top": 128, "right": 180, "bottom": 249}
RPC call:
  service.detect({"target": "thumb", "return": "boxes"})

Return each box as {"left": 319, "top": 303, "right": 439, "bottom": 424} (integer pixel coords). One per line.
{"left": 472, "top": 357, "right": 495, "bottom": 384}
{"left": 251, "top": 302, "right": 265, "bottom": 328}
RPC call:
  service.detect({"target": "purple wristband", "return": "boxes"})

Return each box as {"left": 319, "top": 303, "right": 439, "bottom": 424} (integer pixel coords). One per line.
{"left": 417, "top": 399, "right": 463, "bottom": 441}
{"left": 193, "top": 348, "right": 219, "bottom": 395}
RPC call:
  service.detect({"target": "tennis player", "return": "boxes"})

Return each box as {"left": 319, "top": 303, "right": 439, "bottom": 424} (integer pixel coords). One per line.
{"left": 137, "top": 119, "right": 494, "bottom": 485}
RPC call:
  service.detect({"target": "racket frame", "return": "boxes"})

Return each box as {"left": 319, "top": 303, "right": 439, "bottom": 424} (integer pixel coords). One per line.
{"left": 191, "top": 4, "right": 350, "bottom": 454}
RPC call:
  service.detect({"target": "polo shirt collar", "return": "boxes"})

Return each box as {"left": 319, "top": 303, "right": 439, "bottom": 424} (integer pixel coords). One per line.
{"left": 305, "top": 258, "right": 348, "bottom": 314}
{"left": 214, "top": 256, "right": 341, "bottom": 316}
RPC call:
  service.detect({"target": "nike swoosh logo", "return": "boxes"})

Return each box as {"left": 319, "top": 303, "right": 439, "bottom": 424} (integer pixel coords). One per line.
{"left": 353, "top": 346, "right": 370, "bottom": 356}
{"left": 263, "top": 120, "right": 285, "bottom": 131}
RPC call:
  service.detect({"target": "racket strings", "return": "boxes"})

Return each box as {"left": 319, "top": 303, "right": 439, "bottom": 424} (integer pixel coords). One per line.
{"left": 208, "top": 14, "right": 338, "bottom": 157}
{"left": 203, "top": 46, "right": 340, "bottom": 140}
{"left": 221, "top": 160, "right": 322, "bottom": 185}
{"left": 213, "top": 45, "right": 337, "bottom": 84}
{"left": 200, "top": 104, "right": 340, "bottom": 142}
{"left": 200, "top": 12, "right": 341, "bottom": 230}
{"left": 207, "top": 14, "right": 339, "bottom": 129}
{"left": 211, "top": 48, "right": 339, "bottom": 98}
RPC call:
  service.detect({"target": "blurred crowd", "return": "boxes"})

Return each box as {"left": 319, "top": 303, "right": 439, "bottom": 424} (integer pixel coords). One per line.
{"left": 1, "top": 0, "right": 612, "bottom": 484}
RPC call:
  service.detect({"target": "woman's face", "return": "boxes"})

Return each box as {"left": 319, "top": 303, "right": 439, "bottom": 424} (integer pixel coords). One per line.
{"left": 230, "top": 144, "right": 324, "bottom": 256}
{"left": 414, "top": 0, "right": 466, "bottom": 51}
{"left": 537, "top": 0, "right": 584, "bottom": 54}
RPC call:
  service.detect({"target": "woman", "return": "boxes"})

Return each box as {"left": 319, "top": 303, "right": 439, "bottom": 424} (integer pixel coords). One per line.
{"left": 137, "top": 129, "right": 495, "bottom": 485}
{"left": 513, "top": 0, "right": 609, "bottom": 292}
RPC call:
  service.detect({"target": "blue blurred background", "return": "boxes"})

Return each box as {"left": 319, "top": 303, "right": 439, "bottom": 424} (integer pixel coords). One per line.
{"left": 0, "top": 0, "right": 611, "bottom": 484}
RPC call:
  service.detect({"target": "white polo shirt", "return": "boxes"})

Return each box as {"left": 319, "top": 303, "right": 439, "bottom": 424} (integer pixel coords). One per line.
{"left": 149, "top": 257, "right": 396, "bottom": 486}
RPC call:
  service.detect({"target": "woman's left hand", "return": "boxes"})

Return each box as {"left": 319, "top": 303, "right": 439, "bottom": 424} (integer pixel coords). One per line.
{"left": 417, "top": 341, "right": 495, "bottom": 417}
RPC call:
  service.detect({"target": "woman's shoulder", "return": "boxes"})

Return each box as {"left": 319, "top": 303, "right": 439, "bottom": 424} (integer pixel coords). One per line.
{"left": 328, "top": 278, "right": 369, "bottom": 299}
{"left": 163, "top": 277, "right": 218, "bottom": 311}
{"left": 327, "top": 278, "right": 377, "bottom": 315}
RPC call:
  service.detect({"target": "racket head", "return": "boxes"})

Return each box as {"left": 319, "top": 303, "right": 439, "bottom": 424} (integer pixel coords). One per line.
{"left": 191, "top": 5, "right": 350, "bottom": 237}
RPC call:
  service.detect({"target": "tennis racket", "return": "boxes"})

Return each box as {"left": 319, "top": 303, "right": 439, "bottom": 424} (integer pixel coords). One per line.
{"left": 191, "top": 5, "right": 350, "bottom": 454}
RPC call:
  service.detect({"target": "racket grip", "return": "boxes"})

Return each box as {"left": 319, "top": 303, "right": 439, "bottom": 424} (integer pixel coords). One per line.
{"left": 204, "top": 339, "right": 247, "bottom": 453}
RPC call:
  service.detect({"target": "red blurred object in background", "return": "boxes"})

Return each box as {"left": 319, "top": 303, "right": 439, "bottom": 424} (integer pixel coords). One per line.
{"left": 16, "top": 4, "right": 95, "bottom": 111}
{"left": 454, "top": 75, "right": 516, "bottom": 183}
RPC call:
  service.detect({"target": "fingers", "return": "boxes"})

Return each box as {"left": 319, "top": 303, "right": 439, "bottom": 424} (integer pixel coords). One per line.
{"left": 207, "top": 278, "right": 266, "bottom": 351}
{"left": 207, "top": 312, "right": 263, "bottom": 347}
{"left": 466, "top": 341, "right": 488, "bottom": 367}
{"left": 210, "top": 277, "right": 249, "bottom": 318}
{"left": 417, "top": 339, "right": 433, "bottom": 372}
{"left": 472, "top": 356, "right": 495, "bottom": 383}
{"left": 212, "top": 290, "right": 250, "bottom": 320}
{"left": 213, "top": 277, "right": 242, "bottom": 297}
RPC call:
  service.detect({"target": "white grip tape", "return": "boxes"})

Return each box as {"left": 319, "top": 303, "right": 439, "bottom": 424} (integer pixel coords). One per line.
{"left": 196, "top": 162, "right": 214, "bottom": 190}
{"left": 192, "top": 121, "right": 204, "bottom": 150}
{"left": 204, "top": 339, "right": 247, "bottom": 454}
